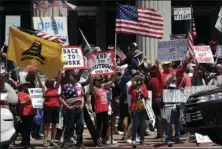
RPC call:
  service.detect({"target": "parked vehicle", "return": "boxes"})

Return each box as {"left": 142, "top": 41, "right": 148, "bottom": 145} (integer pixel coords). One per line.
{"left": 183, "top": 85, "right": 222, "bottom": 145}
{"left": 0, "top": 83, "right": 18, "bottom": 148}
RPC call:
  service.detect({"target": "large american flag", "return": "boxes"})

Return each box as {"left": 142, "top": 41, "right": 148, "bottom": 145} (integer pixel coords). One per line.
{"left": 187, "top": 10, "right": 197, "bottom": 56}
{"left": 115, "top": 4, "right": 164, "bottom": 39}
{"left": 33, "top": 0, "right": 76, "bottom": 10}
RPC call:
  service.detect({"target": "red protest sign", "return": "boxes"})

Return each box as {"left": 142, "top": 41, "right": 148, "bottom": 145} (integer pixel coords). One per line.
{"left": 88, "top": 50, "right": 116, "bottom": 76}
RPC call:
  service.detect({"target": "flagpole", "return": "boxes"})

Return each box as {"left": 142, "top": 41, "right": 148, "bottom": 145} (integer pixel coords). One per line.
{"left": 114, "top": 33, "right": 117, "bottom": 62}
{"left": 79, "top": 28, "right": 93, "bottom": 52}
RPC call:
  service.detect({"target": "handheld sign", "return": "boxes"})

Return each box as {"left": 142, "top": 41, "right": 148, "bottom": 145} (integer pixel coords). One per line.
{"left": 193, "top": 46, "right": 214, "bottom": 63}
{"left": 89, "top": 50, "right": 115, "bottom": 76}
{"left": 28, "top": 88, "right": 44, "bottom": 108}
{"left": 62, "top": 46, "right": 86, "bottom": 70}
{"left": 5, "top": 15, "right": 21, "bottom": 46}
{"left": 158, "top": 39, "right": 188, "bottom": 62}
{"left": 174, "top": 7, "right": 191, "bottom": 21}
{"left": 216, "top": 46, "right": 222, "bottom": 58}
{"left": 215, "top": 17, "right": 222, "bottom": 33}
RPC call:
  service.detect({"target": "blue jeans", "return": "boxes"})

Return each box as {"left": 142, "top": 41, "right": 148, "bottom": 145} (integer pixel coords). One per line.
{"left": 132, "top": 110, "right": 146, "bottom": 141}
{"left": 165, "top": 106, "right": 180, "bottom": 144}
{"left": 63, "top": 108, "right": 84, "bottom": 144}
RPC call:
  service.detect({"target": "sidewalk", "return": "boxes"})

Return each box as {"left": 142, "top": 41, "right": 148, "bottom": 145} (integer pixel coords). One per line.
{"left": 12, "top": 130, "right": 217, "bottom": 148}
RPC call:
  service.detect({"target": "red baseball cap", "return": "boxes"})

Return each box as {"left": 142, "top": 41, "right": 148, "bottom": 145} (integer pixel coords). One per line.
{"left": 26, "top": 65, "right": 36, "bottom": 72}
{"left": 209, "top": 40, "right": 217, "bottom": 45}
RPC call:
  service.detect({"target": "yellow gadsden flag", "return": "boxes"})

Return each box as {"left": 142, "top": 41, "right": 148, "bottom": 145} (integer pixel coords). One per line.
{"left": 7, "top": 26, "right": 64, "bottom": 79}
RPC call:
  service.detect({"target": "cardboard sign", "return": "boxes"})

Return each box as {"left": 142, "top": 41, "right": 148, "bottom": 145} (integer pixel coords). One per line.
{"left": 216, "top": 46, "right": 222, "bottom": 58}
{"left": 28, "top": 88, "right": 44, "bottom": 108}
{"left": 158, "top": 39, "right": 188, "bottom": 62}
{"left": 195, "top": 133, "right": 212, "bottom": 143}
{"left": 193, "top": 46, "right": 214, "bottom": 63}
{"left": 215, "top": 16, "right": 222, "bottom": 33}
{"left": 0, "top": 93, "right": 8, "bottom": 101}
{"left": 174, "top": 7, "right": 191, "bottom": 21}
{"left": 217, "top": 75, "right": 222, "bottom": 85}
{"left": 62, "top": 46, "right": 86, "bottom": 70}
{"left": 56, "top": 111, "right": 64, "bottom": 129}
{"left": 218, "top": 7, "right": 222, "bottom": 18}
{"left": 163, "top": 85, "right": 217, "bottom": 103}
{"left": 5, "top": 15, "right": 21, "bottom": 46}
{"left": 89, "top": 51, "right": 115, "bottom": 76}
{"left": 33, "top": 17, "right": 69, "bottom": 45}
{"left": 144, "top": 91, "right": 156, "bottom": 127}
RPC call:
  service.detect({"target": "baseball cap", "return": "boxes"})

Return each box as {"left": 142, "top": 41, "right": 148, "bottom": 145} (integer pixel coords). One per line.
{"left": 161, "top": 61, "right": 171, "bottom": 65}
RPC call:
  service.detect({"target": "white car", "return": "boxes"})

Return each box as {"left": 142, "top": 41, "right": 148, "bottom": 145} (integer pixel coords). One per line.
{"left": 0, "top": 83, "right": 18, "bottom": 148}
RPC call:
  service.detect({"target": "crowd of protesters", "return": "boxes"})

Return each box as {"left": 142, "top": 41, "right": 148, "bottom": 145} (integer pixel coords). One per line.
{"left": 0, "top": 40, "right": 222, "bottom": 149}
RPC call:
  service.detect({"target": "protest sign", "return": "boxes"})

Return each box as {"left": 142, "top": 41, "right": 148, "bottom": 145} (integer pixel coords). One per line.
{"left": 195, "top": 133, "right": 212, "bottom": 143}
{"left": 163, "top": 85, "right": 216, "bottom": 103}
{"left": 144, "top": 91, "right": 155, "bottom": 127}
{"left": 193, "top": 46, "right": 214, "bottom": 63}
{"left": 5, "top": 15, "right": 21, "bottom": 46}
{"left": 0, "top": 93, "right": 8, "bottom": 101}
{"left": 217, "top": 75, "right": 222, "bottom": 85}
{"left": 28, "top": 88, "right": 44, "bottom": 108}
{"left": 218, "top": 7, "right": 222, "bottom": 18}
{"left": 216, "top": 45, "right": 222, "bottom": 58}
{"left": 33, "top": 17, "right": 69, "bottom": 45}
{"left": 89, "top": 50, "right": 115, "bottom": 76}
{"left": 158, "top": 39, "right": 188, "bottom": 62}
{"left": 174, "top": 7, "right": 191, "bottom": 21}
{"left": 62, "top": 46, "right": 86, "bottom": 70}
{"left": 215, "top": 16, "right": 222, "bottom": 33}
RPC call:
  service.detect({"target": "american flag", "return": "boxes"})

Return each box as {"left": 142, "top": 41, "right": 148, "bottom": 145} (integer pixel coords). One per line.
{"left": 116, "top": 48, "right": 126, "bottom": 61}
{"left": 33, "top": 0, "right": 76, "bottom": 10}
{"left": 18, "top": 27, "right": 66, "bottom": 45}
{"left": 115, "top": 4, "right": 164, "bottom": 39}
{"left": 187, "top": 9, "right": 197, "bottom": 56}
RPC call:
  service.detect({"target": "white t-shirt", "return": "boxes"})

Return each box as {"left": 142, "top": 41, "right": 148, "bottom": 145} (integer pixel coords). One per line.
{"left": 18, "top": 71, "right": 28, "bottom": 84}
{"left": 126, "top": 81, "right": 132, "bottom": 107}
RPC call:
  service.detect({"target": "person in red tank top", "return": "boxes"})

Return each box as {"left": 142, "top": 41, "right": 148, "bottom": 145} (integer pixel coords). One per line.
{"left": 87, "top": 74, "right": 116, "bottom": 147}
{"left": 40, "top": 71, "right": 61, "bottom": 147}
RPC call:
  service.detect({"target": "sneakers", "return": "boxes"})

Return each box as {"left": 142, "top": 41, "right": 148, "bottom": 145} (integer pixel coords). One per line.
{"left": 107, "top": 140, "right": 118, "bottom": 145}
{"left": 126, "top": 139, "right": 132, "bottom": 144}
{"left": 51, "top": 140, "right": 59, "bottom": 147}
{"left": 145, "top": 130, "right": 153, "bottom": 136}
{"left": 43, "top": 140, "right": 59, "bottom": 147}
{"left": 43, "top": 140, "right": 51, "bottom": 147}
{"left": 136, "top": 138, "right": 140, "bottom": 143}
{"left": 132, "top": 140, "right": 137, "bottom": 146}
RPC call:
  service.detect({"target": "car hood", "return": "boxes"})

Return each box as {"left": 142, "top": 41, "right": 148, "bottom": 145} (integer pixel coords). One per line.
{"left": 190, "top": 86, "right": 222, "bottom": 98}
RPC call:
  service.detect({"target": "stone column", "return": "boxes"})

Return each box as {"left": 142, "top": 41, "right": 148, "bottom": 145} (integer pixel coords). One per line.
{"left": 136, "top": 0, "right": 172, "bottom": 63}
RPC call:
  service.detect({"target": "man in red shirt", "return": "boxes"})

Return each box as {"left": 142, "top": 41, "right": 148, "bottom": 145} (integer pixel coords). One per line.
{"left": 148, "top": 67, "right": 163, "bottom": 139}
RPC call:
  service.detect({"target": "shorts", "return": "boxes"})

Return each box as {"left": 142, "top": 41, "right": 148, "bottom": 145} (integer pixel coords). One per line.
{"left": 44, "top": 106, "right": 60, "bottom": 123}
{"left": 120, "top": 99, "right": 129, "bottom": 118}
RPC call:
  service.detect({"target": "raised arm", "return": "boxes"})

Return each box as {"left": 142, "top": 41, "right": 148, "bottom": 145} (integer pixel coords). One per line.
{"left": 155, "top": 59, "right": 163, "bottom": 84}
{"left": 102, "top": 74, "right": 116, "bottom": 89}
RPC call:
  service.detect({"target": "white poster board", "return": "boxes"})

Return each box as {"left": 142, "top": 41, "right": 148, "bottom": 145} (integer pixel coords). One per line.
{"left": 62, "top": 46, "right": 86, "bottom": 70}
{"left": 5, "top": 15, "right": 21, "bottom": 46}
{"left": 89, "top": 51, "right": 116, "bottom": 76}
{"left": 195, "top": 133, "right": 212, "bottom": 143}
{"left": 217, "top": 75, "right": 222, "bottom": 85}
{"left": 158, "top": 39, "right": 188, "bottom": 62}
{"left": 174, "top": 7, "right": 191, "bottom": 21}
{"left": 163, "top": 85, "right": 216, "bottom": 103}
{"left": 144, "top": 91, "right": 156, "bottom": 127}
{"left": 193, "top": 46, "right": 214, "bottom": 63}
{"left": 218, "top": 7, "right": 222, "bottom": 18}
{"left": 216, "top": 46, "right": 222, "bottom": 58}
{"left": 33, "top": 17, "right": 69, "bottom": 45}
{"left": 0, "top": 93, "right": 8, "bottom": 101}
{"left": 215, "top": 16, "right": 222, "bottom": 33}
{"left": 56, "top": 111, "right": 64, "bottom": 129}
{"left": 28, "top": 88, "right": 44, "bottom": 108}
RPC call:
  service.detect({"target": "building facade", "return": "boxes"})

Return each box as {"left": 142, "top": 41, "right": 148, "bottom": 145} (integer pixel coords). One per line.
{"left": 0, "top": 0, "right": 222, "bottom": 62}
